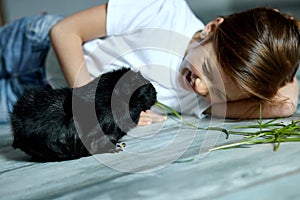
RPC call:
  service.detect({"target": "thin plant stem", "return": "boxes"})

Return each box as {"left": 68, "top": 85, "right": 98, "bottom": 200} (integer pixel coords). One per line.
{"left": 155, "top": 102, "right": 229, "bottom": 137}
{"left": 154, "top": 102, "right": 300, "bottom": 152}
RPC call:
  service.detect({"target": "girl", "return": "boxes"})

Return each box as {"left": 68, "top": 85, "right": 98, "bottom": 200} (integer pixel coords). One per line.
{"left": 1, "top": 0, "right": 300, "bottom": 125}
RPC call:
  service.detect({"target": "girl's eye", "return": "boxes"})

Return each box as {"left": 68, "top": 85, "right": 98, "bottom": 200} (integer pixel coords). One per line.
{"left": 212, "top": 88, "right": 226, "bottom": 100}
{"left": 217, "top": 91, "right": 226, "bottom": 100}
{"left": 202, "top": 58, "right": 213, "bottom": 81}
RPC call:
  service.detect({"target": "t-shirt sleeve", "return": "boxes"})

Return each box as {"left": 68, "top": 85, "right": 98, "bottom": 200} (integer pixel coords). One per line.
{"left": 106, "top": 0, "right": 204, "bottom": 36}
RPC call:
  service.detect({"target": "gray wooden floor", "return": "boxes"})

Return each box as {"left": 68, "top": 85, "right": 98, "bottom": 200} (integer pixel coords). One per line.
{"left": 1, "top": 1, "right": 300, "bottom": 199}
{"left": 1, "top": 111, "right": 300, "bottom": 200}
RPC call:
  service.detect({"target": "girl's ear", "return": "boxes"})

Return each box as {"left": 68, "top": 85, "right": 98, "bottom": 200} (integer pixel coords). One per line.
{"left": 200, "top": 17, "right": 224, "bottom": 39}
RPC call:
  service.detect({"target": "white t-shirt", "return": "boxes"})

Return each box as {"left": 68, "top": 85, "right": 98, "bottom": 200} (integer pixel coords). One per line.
{"left": 82, "top": 0, "right": 210, "bottom": 117}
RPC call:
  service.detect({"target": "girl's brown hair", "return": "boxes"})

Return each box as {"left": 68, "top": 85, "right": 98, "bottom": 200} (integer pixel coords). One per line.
{"left": 214, "top": 7, "right": 300, "bottom": 102}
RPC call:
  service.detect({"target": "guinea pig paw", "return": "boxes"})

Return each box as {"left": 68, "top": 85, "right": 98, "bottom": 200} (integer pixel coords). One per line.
{"left": 112, "top": 142, "right": 126, "bottom": 153}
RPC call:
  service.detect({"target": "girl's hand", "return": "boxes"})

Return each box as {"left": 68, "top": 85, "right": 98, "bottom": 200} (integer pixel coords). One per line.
{"left": 137, "top": 110, "right": 167, "bottom": 126}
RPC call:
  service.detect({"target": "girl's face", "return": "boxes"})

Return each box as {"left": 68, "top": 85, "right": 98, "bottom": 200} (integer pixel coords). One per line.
{"left": 179, "top": 38, "right": 248, "bottom": 104}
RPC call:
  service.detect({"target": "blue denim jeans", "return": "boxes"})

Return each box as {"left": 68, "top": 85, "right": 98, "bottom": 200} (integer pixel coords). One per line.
{"left": 0, "top": 14, "right": 62, "bottom": 123}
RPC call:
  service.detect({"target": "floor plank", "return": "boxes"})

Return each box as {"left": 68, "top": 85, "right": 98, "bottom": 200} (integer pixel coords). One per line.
{"left": 1, "top": 115, "right": 300, "bottom": 199}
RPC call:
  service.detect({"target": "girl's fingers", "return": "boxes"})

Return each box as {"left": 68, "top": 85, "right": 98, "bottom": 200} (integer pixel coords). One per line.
{"left": 138, "top": 111, "right": 152, "bottom": 126}
{"left": 137, "top": 110, "right": 167, "bottom": 126}
{"left": 145, "top": 110, "right": 168, "bottom": 123}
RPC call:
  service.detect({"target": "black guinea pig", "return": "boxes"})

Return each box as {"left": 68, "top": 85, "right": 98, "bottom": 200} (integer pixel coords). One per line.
{"left": 10, "top": 68, "right": 157, "bottom": 161}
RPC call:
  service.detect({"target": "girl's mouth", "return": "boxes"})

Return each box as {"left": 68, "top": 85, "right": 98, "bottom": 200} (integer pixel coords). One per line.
{"left": 185, "top": 70, "right": 195, "bottom": 90}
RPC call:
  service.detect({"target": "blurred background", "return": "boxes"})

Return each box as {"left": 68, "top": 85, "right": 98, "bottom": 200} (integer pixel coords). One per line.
{"left": 1, "top": 0, "right": 299, "bottom": 25}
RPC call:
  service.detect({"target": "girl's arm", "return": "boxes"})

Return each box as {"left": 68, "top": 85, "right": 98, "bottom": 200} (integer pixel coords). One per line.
{"left": 50, "top": 4, "right": 167, "bottom": 126}
{"left": 206, "top": 77, "right": 299, "bottom": 119}
{"left": 49, "top": 4, "right": 108, "bottom": 87}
